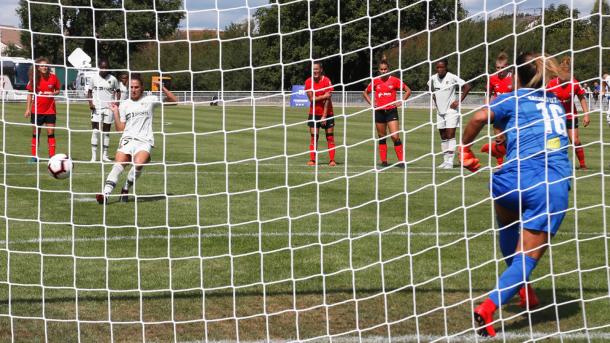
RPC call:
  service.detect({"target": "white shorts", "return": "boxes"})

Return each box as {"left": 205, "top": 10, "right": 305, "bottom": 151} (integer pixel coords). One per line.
{"left": 437, "top": 109, "right": 460, "bottom": 129}
{"left": 117, "top": 138, "right": 152, "bottom": 156}
{"left": 91, "top": 108, "right": 114, "bottom": 124}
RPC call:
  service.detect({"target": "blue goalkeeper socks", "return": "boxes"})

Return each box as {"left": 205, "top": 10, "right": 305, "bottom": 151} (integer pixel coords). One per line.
{"left": 499, "top": 222, "right": 520, "bottom": 266}
{"left": 489, "top": 253, "right": 538, "bottom": 307}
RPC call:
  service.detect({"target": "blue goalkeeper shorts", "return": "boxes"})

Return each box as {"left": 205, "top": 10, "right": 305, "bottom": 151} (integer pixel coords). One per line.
{"left": 492, "top": 169, "right": 571, "bottom": 235}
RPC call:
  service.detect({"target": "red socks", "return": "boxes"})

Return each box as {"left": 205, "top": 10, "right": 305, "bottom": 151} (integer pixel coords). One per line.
{"left": 31, "top": 135, "right": 37, "bottom": 158}
{"left": 575, "top": 146, "right": 585, "bottom": 168}
{"left": 30, "top": 133, "right": 56, "bottom": 158}
{"left": 326, "top": 134, "right": 335, "bottom": 161}
{"left": 48, "top": 135, "right": 56, "bottom": 157}
{"left": 379, "top": 139, "right": 404, "bottom": 163}
{"left": 309, "top": 134, "right": 318, "bottom": 162}
{"left": 394, "top": 139, "right": 404, "bottom": 161}
{"left": 378, "top": 140, "right": 388, "bottom": 163}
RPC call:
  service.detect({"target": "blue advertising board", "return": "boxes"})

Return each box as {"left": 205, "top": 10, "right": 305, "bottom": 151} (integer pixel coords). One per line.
{"left": 290, "top": 85, "right": 309, "bottom": 107}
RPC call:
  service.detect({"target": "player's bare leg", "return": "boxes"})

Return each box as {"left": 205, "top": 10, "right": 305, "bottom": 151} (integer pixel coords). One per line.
{"left": 101, "top": 123, "right": 112, "bottom": 162}
{"left": 308, "top": 126, "right": 319, "bottom": 166}
{"left": 568, "top": 127, "right": 586, "bottom": 169}
{"left": 121, "top": 150, "right": 150, "bottom": 202}
{"left": 387, "top": 120, "right": 404, "bottom": 168}
{"left": 97, "top": 151, "right": 131, "bottom": 204}
{"left": 376, "top": 122, "right": 389, "bottom": 168}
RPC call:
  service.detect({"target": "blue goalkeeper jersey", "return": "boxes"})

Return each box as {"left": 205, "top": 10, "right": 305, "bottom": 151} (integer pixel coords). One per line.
{"left": 490, "top": 88, "right": 572, "bottom": 178}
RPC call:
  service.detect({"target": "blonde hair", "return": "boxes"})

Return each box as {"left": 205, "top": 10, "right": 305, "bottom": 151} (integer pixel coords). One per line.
{"left": 496, "top": 51, "right": 509, "bottom": 63}
{"left": 379, "top": 54, "right": 389, "bottom": 68}
{"left": 516, "top": 52, "right": 566, "bottom": 88}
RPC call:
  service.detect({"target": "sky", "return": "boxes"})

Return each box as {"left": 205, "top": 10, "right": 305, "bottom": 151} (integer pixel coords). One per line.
{"left": 0, "top": 0, "right": 600, "bottom": 30}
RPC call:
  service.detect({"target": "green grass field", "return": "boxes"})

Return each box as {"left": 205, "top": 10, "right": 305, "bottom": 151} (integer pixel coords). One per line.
{"left": 0, "top": 102, "right": 609, "bottom": 342}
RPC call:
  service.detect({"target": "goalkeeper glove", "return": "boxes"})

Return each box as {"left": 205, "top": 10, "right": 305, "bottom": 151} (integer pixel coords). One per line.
{"left": 606, "top": 112, "right": 610, "bottom": 126}
{"left": 481, "top": 142, "right": 506, "bottom": 166}
{"left": 459, "top": 145, "right": 481, "bottom": 172}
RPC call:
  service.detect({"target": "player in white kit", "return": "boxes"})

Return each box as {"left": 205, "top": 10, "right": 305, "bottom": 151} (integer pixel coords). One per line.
{"left": 428, "top": 59, "right": 472, "bottom": 169}
{"left": 602, "top": 73, "right": 610, "bottom": 121}
{"left": 87, "top": 58, "right": 120, "bottom": 161}
{"left": 118, "top": 73, "right": 129, "bottom": 101}
{"left": 96, "top": 75, "right": 177, "bottom": 204}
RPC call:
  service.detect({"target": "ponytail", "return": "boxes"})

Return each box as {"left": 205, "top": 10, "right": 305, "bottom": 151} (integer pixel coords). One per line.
{"left": 516, "top": 52, "right": 564, "bottom": 88}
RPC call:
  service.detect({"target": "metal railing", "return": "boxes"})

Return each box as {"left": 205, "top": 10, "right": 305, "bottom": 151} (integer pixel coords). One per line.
{"left": 1, "top": 90, "right": 602, "bottom": 111}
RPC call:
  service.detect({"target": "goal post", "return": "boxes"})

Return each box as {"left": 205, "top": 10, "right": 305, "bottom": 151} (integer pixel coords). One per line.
{"left": 1, "top": 0, "right": 610, "bottom": 342}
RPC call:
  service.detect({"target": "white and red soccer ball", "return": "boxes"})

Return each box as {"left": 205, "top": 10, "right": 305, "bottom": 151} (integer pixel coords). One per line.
{"left": 47, "top": 154, "right": 73, "bottom": 179}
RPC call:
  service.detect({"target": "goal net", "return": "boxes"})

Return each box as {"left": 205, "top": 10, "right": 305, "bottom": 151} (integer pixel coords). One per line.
{"left": 1, "top": 0, "right": 610, "bottom": 341}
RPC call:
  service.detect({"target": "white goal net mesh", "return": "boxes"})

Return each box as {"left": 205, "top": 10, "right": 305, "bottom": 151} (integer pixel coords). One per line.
{"left": 1, "top": 0, "right": 610, "bottom": 342}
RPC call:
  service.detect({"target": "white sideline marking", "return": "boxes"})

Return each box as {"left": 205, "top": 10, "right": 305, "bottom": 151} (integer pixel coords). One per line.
{"left": 178, "top": 331, "right": 610, "bottom": 343}
{"left": 0, "top": 231, "right": 602, "bottom": 245}
{"left": 9, "top": 170, "right": 437, "bottom": 177}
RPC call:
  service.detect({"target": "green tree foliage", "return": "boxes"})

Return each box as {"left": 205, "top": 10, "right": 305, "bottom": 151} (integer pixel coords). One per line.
{"left": 11, "top": 0, "right": 609, "bottom": 91}
{"left": 16, "top": 0, "right": 184, "bottom": 68}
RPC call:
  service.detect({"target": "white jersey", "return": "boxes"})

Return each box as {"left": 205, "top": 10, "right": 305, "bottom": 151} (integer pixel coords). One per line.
{"left": 119, "top": 95, "right": 159, "bottom": 146}
{"left": 119, "top": 82, "right": 129, "bottom": 101}
{"left": 87, "top": 73, "right": 119, "bottom": 110}
{"left": 428, "top": 72, "right": 466, "bottom": 114}
{"left": 603, "top": 75, "right": 610, "bottom": 94}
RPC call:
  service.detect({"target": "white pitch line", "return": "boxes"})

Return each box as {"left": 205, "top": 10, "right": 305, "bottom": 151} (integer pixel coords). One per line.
{"left": 177, "top": 331, "right": 610, "bottom": 343}
{"left": 0, "top": 231, "right": 603, "bottom": 246}
{"left": 5, "top": 170, "right": 439, "bottom": 177}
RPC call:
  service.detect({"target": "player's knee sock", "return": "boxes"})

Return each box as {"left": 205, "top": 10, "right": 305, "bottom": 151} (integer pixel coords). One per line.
{"left": 575, "top": 146, "right": 586, "bottom": 167}
{"left": 91, "top": 130, "right": 99, "bottom": 159}
{"left": 489, "top": 254, "right": 538, "bottom": 307}
{"left": 393, "top": 139, "right": 404, "bottom": 162}
{"left": 47, "top": 134, "right": 56, "bottom": 157}
{"left": 326, "top": 134, "right": 336, "bottom": 161}
{"left": 123, "top": 167, "right": 141, "bottom": 191}
{"left": 499, "top": 222, "right": 520, "bottom": 266}
{"left": 378, "top": 139, "right": 388, "bottom": 163}
{"left": 103, "top": 164, "right": 124, "bottom": 195}
{"left": 447, "top": 138, "right": 456, "bottom": 164}
{"left": 102, "top": 133, "right": 110, "bottom": 157}
{"left": 440, "top": 139, "right": 448, "bottom": 163}
{"left": 309, "top": 134, "right": 318, "bottom": 162}
{"left": 31, "top": 134, "right": 38, "bottom": 158}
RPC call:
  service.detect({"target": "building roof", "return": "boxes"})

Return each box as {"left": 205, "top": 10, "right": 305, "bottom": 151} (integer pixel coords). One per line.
{"left": 0, "top": 26, "right": 23, "bottom": 49}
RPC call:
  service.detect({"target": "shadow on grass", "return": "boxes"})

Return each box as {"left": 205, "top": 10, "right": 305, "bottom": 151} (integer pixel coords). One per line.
{"left": 1, "top": 286, "right": 598, "bottom": 310}
{"left": 109, "top": 193, "right": 175, "bottom": 204}
{"left": 500, "top": 288, "right": 582, "bottom": 331}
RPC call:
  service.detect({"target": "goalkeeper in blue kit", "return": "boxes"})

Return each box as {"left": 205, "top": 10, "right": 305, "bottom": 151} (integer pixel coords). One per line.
{"left": 459, "top": 52, "right": 572, "bottom": 337}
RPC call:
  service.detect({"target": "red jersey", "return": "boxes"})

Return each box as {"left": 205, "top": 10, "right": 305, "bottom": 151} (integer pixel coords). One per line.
{"left": 304, "top": 75, "right": 334, "bottom": 116}
{"left": 488, "top": 73, "right": 513, "bottom": 99}
{"left": 365, "top": 76, "right": 406, "bottom": 110}
{"left": 26, "top": 73, "right": 61, "bottom": 115}
{"left": 546, "top": 77, "right": 585, "bottom": 119}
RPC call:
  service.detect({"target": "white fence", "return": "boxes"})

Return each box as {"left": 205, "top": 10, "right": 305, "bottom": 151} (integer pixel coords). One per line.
{"left": 1, "top": 90, "right": 601, "bottom": 111}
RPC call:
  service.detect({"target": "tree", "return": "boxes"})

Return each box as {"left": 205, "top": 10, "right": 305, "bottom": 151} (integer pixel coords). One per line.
{"left": 252, "top": 0, "right": 468, "bottom": 90}
{"left": 15, "top": 0, "right": 184, "bottom": 67}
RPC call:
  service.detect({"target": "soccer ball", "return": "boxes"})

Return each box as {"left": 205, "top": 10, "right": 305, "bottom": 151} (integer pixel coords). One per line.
{"left": 47, "top": 154, "right": 73, "bottom": 179}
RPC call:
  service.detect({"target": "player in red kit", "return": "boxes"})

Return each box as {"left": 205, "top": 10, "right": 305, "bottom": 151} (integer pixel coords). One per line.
{"left": 483, "top": 52, "right": 513, "bottom": 166}
{"left": 304, "top": 61, "right": 336, "bottom": 166}
{"left": 363, "top": 58, "right": 411, "bottom": 168}
{"left": 24, "top": 57, "right": 61, "bottom": 162}
{"left": 547, "top": 56, "right": 590, "bottom": 169}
